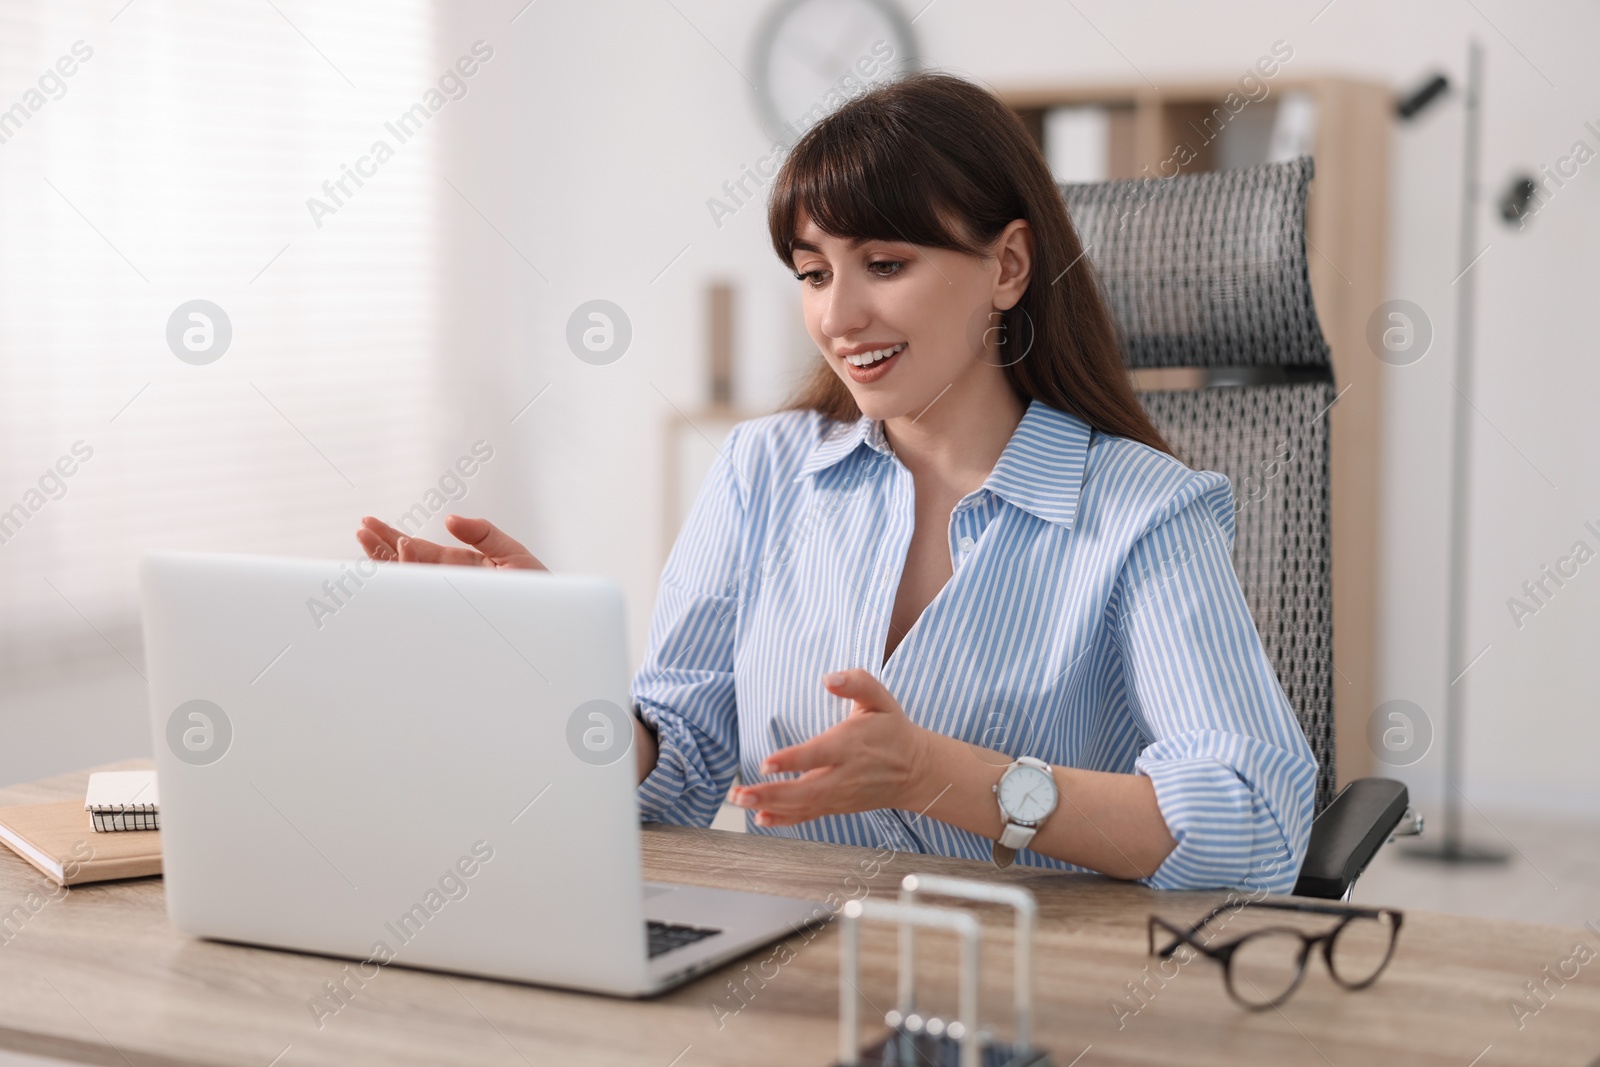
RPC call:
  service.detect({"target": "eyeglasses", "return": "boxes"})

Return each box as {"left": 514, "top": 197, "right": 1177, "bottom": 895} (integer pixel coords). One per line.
{"left": 1147, "top": 899, "right": 1404, "bottom": 1011}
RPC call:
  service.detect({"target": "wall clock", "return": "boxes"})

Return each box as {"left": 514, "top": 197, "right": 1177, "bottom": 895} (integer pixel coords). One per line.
{"left": 750, "top": 0, "right": 919, "bottom": 143}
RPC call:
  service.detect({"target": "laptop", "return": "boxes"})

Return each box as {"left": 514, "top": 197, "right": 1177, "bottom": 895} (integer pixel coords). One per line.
{"left": 140, "top": 551, "right": 829, "bottom": 997}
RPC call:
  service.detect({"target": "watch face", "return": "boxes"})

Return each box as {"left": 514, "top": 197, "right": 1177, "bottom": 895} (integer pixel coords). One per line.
{"left": 998, "top": 765, "right": 1057, "bottom": 823}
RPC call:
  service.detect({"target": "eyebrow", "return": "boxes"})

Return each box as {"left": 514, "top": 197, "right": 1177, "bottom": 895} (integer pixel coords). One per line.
{"left": 790, "top": 236, "right": 870, "bottom": 255}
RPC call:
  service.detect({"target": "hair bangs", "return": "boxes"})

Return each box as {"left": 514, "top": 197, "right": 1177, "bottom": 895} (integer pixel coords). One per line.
{"left": 768, "top": 107, "right": 979, "bottom": 268}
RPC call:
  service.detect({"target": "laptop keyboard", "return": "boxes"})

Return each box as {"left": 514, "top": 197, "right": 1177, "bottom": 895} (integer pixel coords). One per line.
{"left": 647, "top": 920, "right": 721, "bottom": 958}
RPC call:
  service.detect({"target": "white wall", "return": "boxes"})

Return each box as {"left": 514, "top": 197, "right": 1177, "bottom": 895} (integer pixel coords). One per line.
{"left": 432, "top": 0, "right": 817, "bottom": 653}
{"left": 432, "top": 0, "right": 1599, "bottom": 818}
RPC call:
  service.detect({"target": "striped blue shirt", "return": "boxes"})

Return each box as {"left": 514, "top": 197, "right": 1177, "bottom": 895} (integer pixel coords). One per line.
{"left": 631, "top": 397, "right": 1317, "bottom": 894}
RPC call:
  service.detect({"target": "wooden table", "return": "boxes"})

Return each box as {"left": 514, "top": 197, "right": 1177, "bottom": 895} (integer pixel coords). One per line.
{"left": 2, "top": 762, "right": 1596, "bottom": 1066}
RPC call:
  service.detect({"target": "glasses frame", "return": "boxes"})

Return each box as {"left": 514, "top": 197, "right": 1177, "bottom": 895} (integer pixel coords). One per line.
{"left": 1147, "top": 898, "right": 1404, "bottom": 1011}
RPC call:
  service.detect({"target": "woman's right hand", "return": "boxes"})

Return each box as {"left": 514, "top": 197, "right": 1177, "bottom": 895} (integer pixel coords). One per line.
{"left": 356, "top": 514, "right": 549, "bottom": 571}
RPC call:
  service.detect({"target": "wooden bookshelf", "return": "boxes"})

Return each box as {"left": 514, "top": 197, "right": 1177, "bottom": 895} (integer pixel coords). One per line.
{"left": 1001, "top": 76, "right": 1392, "bottom": 786}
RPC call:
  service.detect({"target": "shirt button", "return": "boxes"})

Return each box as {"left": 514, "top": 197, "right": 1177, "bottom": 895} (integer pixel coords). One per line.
{"left": 958, "top": 536, "right": 976, "bottom": 553}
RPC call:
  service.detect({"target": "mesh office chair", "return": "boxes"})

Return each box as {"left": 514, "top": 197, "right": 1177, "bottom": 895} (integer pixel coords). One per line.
{"left": 1060, "top": 156, "right": 1421, "bottom": 899}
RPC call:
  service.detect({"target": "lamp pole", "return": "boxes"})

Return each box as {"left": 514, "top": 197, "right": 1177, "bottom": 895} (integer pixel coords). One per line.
{"left": 1403, "top": 37, "right": 1508, "bottom": 866}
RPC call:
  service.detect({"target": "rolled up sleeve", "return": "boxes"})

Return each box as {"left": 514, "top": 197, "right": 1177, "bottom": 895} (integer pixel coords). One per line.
{"left": 630, "top": 428, "right": 748, "bottom": 827}
{"left": 1108, "top": 470, "right": 1317, "bottom": 895}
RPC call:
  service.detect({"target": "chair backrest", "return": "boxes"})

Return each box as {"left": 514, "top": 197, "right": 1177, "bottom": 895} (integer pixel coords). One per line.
{"left": 1061, "top": 156, "right": 1338, "bottom": 814}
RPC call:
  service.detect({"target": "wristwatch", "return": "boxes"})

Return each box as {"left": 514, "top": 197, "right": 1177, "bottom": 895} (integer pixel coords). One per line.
{"left": 991, "top": 755, "right": 1059, "bottom": 868}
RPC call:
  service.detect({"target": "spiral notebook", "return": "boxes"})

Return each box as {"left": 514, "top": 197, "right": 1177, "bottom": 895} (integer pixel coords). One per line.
{"left": 84, "top": 770, "right": 160, "bottom": 832}
{"left": 0, "top": 802, "right": 162, "bottom": 885}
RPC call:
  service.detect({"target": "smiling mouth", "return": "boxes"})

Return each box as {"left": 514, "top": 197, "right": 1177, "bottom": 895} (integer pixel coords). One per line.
{"left": 841, "top": 342, "right": 906, "bottom": 367}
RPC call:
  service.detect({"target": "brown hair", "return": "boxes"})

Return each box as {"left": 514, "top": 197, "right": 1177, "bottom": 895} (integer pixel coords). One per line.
{"left": 767, "top": 70, "right": 1175, "bottom": 458}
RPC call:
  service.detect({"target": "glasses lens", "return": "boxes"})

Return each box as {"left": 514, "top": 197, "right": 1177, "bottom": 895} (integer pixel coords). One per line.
{"left": 1328, "top": 912, "right": 1397, "bottom": 987}
{"left": 1228, "top": 930, "right": 1306, "bottom": 1008}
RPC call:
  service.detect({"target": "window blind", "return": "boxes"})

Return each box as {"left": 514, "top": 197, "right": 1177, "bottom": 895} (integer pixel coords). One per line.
{"left": 0, "top": 0, "right": 448, "bottom": 676}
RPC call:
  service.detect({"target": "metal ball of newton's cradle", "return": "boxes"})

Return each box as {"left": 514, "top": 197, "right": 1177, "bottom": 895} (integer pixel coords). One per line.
{"left": 888, "top": 1011, "right": 971, "bottom": 1040}
{"left": 835, "top": 875, "right": 1052, "bottom": 1067}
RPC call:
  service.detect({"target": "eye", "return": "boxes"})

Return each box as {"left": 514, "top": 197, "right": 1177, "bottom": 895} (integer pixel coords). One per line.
{"left": 792, "top": 260, "right": 904, "bottom": 288}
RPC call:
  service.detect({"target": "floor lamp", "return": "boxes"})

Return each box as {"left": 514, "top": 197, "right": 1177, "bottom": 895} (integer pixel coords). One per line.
{"left": 1396, "top": 38, "right": 1509, "bottom": 866}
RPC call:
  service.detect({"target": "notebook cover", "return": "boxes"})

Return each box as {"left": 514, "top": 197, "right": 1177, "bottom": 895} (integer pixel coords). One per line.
{"left": 0, "top": 802, "right": 162, "bottom": 886}
{"left": 84, "top": 770, "right": 160, "bottom": 813}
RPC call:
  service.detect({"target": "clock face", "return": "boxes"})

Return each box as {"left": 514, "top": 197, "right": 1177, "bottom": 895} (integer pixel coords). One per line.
{"left": 751, "top": 0, "right": 918, "bottom": 141}
{"left": 998, "top": 764, "right": 1057, "bottom": 823}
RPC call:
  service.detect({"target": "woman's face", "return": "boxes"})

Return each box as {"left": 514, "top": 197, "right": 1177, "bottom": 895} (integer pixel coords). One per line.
{"left": 790, "top": 208, "right": 1032, "bottom": 424}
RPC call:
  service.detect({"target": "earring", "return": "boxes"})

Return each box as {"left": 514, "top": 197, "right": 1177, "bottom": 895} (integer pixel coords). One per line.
{"left": 981, "top": 310, "right": 1007, "bottom": 357}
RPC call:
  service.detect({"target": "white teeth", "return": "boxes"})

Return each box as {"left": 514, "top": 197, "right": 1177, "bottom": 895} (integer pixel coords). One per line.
{"left": 843, "top": 342, "right": 906, "bottom": 367}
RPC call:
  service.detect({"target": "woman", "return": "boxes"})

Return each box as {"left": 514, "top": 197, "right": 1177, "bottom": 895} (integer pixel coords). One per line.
{"left": 356, "top": 71, "right": 1316, "bottom": 895}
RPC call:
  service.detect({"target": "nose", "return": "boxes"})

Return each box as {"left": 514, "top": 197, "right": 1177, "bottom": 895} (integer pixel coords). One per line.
{"left": 817, "top": 271, "right": 872, "bottom": 345}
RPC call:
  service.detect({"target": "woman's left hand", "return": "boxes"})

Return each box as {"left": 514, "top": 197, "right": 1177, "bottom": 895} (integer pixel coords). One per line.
{"left": 728, "top": 668, "right": 936, "bottom": 827}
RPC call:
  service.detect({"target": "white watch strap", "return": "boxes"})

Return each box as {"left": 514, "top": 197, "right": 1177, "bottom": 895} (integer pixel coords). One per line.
{"left": 998, "top": 822, "right": 1038, "bottom": 850}
{"left": 991, "top": 823, "right": 1038, "bottom": 868}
